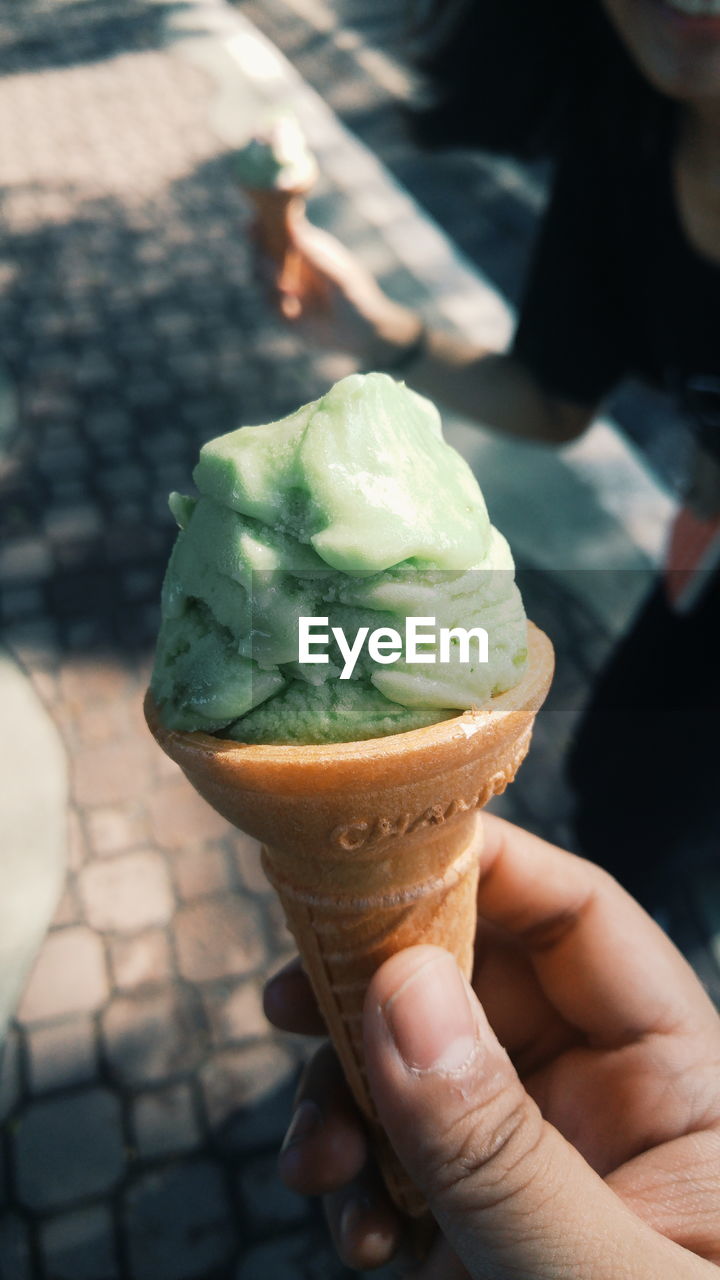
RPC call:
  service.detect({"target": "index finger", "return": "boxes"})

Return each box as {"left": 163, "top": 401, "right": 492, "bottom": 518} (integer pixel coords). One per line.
{"left": 264, "top": 956, "right": 326, "bottom": 1036}
{"left": 478, "top": 813, "right": 719, "bottom": 1046}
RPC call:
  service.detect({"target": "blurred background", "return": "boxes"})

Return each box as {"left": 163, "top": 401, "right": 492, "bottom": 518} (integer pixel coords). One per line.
{"left": 0, "top": 1, "right": 687, "bottom": 1278}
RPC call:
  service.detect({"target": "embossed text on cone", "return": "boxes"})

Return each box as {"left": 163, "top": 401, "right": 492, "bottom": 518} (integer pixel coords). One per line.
{"left": 145, "top": 622, "right": 554, "bottom": 1218}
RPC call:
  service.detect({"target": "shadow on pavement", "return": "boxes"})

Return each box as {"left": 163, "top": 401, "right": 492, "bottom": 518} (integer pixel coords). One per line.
{"left": 0, "top": 0, "right": 199, "bottom": 76}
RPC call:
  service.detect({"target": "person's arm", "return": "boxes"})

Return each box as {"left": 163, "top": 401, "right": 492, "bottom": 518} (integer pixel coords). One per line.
{"left": 283, "top": 213, "right": 595, "bottom": 446}
{"left": 395, "top": 331, "right": 595, "bottom": 444}
{"left": 281, "top": 122, "right": 628, "bottom": 451}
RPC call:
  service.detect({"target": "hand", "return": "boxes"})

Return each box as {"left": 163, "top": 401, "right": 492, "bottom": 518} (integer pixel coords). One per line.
{"left": 275, "top": 206, "right": 423, "bottom": 362}
{"left": 264, "top": 814, "right": 720, "bottom": 1278}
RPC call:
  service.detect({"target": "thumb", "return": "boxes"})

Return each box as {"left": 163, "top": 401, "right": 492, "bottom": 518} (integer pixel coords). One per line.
{"left": 363, "top": 946, "right": 684, "bottom": 1280}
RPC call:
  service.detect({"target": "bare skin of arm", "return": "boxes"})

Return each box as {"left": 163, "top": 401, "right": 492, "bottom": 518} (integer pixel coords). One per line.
{"left": 281, "top": 212, "right": 595, "bottom": 445}
{"left": 408, "top": 335, "right": 593, "bottom": 444}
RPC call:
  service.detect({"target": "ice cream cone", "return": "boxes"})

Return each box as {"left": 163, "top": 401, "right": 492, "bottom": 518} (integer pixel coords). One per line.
{"left": 145, "top": 621, "right": 553, "bottom": 1219}
{"left": 244, "top": 186, "right": 302, "bottom": 263}
{"left": 244, "top": 185, "right": 312, "bottom": 317}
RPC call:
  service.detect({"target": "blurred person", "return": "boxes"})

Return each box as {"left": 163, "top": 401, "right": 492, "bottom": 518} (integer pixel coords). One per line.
{"left": 264, "top": 816, "right": 720, "bottom": 1276}
{"left": 273, "top": 0, "right": 720, "bottom": 910}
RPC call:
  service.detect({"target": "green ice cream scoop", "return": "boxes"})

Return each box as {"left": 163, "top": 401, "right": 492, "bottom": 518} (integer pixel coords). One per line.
{"left": 233, "top": 112, "right": 318, "bottom": 192}
{"left": 150, "top": 373, "right": 528, "bottom": 743}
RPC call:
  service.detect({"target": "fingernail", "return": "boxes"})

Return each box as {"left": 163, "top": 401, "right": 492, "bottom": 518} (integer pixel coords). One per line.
{"left": 340, "top": 1196, "right": 397, "bottom": 1268}
{"left": 383, "top": 952, "right": 477, "bottom": 1073}
{"left": 280, "top": 1098, "right": 322, "bottom": 1154}
{"left": 340, "top": 1193, "right": 372, "bottom": 1242}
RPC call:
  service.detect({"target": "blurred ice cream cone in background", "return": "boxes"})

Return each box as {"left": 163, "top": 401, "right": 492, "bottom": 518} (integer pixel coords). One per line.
{"left": 234, "top": 112, "right": 320, "bottom": 319}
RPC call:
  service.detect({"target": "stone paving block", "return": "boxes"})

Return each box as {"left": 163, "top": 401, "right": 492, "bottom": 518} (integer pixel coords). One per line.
{"left": 0, "top": 536, "right": 53, "bottom": 583}
{"left": 0, "top": 584, "right": 43, "bottom": 620}
{"left": 67, "top": 809, "right": 88, "bottom": 872}
{"left": 216, "top": 1064, "right": 300, "bottom": 1158}
{"left": 110, "top": 496, "right": 144, "bottom": 522}
{"left": 41, "top": 423, "right": 79, "bottom": 449}
{"left": 73, "top": 740, "right": 150, "bottom": 808}
{"left": 199, "top": 1042, "right": 294, "bottom": 1137}
{"left": 44, "top": 505, "right": 102, "bottom": 542}
{"left": 124, "top": 1161, "right": 235, "bottom": 1280}
{"left": 85, "top": 806, "right": 148, "bottom": 859}
{"left": 109, "top": 929, "right": 174, "bottom": 993}
{"left": 131, "top": 1083, "right": 200, "bottom": 1159}
{"left": 172, "top": 843, "right": 233, "bottom": 901}
{"left": 14, "top": 1087, "right": 125, "bottom": 1212}
{"left": 78, "top": 850, "right": 175, "bottom": 934}
{"left": 64, "top": 617, "right": 114, "bottom": 654}
{"left": 0, "top": 1213, "right": 32, "bottom": 1280}
{"left": 60, "top": 666, "right": 132, "bottom": 719}
{"left": 237, "top": 1151, "right": 309, "bottom": 1232}
{"left": 173, "top": 896, "right": 266, "bottom": 983}
{"left": 17, "top": 926, "right": 108, "bottom": 1024}
{"left": 201, "top": 979, "right": 267, "bottom": 1046}
{"left": 122, "top": 566, "right": 158, "bottom": 602}
{"left": 37, "top": 444, "right": 88, "bottom": 478}
{"left": 73, "top": 699, "right": 133, "bottom": 749}
{"left": 101, "top": 987, "right": 205, "bottom": 1087}
{"left": 49, "top": 477, "right": 90, "bottom": 505}
{"left": 30, "top": 667, "right": 59, "bottom": 707}
{"left": 139, "top": 428, "right": 187, "bottom": 463}
{"left": 50, "top": 879, "right": 82, "bottom": 928}
{"left": 2, "top": 619, "right": 59, "bottom": 673}
{"left": 97, "top": 463, "right": 147, "bottom": 498}
{"left": 84, "top": 408, "right": 134, "bottom": 443}
{"left": 148, "top": 773, "right": 230, "bottom": 851}
{"left": 28, "top": 1014, "right": 98, "bottom": 1094}
{"left": 41, "top": 1204, "right": 119, "bottom": 1280}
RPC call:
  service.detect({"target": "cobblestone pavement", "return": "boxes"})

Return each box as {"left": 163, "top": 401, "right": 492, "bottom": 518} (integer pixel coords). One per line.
{"left": 0, "top": 2, "right": 700, "bottom": 1278}
{"left": 0, "top": 4, "right": 368, "bottom": 1276}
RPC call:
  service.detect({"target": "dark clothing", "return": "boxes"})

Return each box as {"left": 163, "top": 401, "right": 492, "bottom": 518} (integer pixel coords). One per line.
{"left": 568, "top": 570, "right": 720, "bottom": 911}
{"left": 512, "top": 109, "right": 720, "bottom": 438}
{"left": 510, "top": 104, "right": 720, "bottom": 914}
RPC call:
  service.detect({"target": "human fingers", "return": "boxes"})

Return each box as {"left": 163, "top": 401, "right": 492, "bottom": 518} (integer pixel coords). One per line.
{"left": 278, "top": 1041, "right": 369, "bottom": 1196}
{"left": 363, "top": 946, "right": 716, "bottom": 1280}
{"left": 477, "top": 814, "right": 719, "bottom": 1046}
{"left": 263, "top": 956, "right": 326, "bottom": 1036}
{"left": 277, "top": 1040, "right": 405, "bottom": 1267}
{"left": 608, "top": 1128, "right": 720, "bottom": 1264}
{"left": 264, "top": 961, "right": 464, "bottom": 1262}
{"left": 323, "top": 1167, "right": 404, "bottom": 1272}
{"left": 471, "top": 918, "right": 578, "bottom": 1076}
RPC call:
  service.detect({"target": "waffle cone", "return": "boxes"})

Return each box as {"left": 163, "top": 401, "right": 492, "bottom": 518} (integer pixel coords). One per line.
{"left": 244, "top": 187, "right": 298, "bottom": 261}
{"left": 145, "top": 622, "right": 553, "bottom": 1218}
